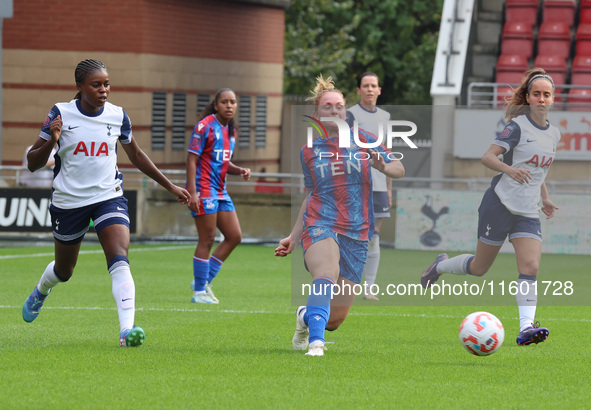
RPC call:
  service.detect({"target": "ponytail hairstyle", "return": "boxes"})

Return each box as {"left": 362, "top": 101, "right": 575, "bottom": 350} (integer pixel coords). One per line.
{"left": 306, "top": 74, "right": 345, "bottom": 108}
{"left": 505, "top": 67, "right": 554, "bottom": 121}
{"left": 74, "top": 59, "right": 107, "bottom": 100}
{"left": 197, "top": 88, "right": 237, "bottom": 139}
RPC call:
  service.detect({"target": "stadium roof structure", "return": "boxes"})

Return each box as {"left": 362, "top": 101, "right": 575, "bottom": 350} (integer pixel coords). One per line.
{"left": 431, "top": 0, "right": 474, "bottom": 97}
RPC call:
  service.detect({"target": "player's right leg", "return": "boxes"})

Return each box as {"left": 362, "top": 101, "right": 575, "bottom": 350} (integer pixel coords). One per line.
{"left": 364, "top": 194, "right": 389, "bottom": 300}
{"left": 23, "top": 205, "right": 85, "bottom": 322}
{"left": 292, "top": 305, "right": 309, "bottom": 350}
{"left": 192, "top": 212, "right": 218, "bottom": 304}
{"left": 300, "top": 233, "right": 339, "bottom": 356}
{"left": 421, "top": 188, "right": 508, "bottom": 288}
{"left": 362, "top": 230, "right": 380, "bottom": 300}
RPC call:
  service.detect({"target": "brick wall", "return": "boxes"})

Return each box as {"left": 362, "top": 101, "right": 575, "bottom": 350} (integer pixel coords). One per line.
{"left": 3, "top": 0, "right": 285, "bottom": 63}
{"left": 1, "top": 0, "right": 285, "bottom": 168}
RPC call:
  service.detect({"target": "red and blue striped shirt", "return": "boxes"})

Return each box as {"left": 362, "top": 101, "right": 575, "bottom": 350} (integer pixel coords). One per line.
{"left": 301, "top": 129, "right": 392, "bottom": 241}
{"left": 188, "top": 114, "right": 236, "bottom": 199}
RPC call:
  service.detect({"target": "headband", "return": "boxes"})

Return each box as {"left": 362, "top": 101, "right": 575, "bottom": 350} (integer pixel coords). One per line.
{"left": 527, "top": 74, "right": 555, "bottom": 91}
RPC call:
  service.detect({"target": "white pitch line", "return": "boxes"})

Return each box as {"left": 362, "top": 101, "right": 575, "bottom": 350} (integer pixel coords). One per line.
{"left": 1, "top": 305, "right": 590, "bottom": 322}
{"left": 0, "top": 245, "right": 194, "bottom": 260}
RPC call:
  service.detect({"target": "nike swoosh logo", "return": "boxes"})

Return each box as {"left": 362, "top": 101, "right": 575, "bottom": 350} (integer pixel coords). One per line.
{"left": 117, "top": 206, "right": 125, "bottom": 211}
{"left": 68, "top": 126, "right": 80, "bottom": 130}
{"left": 122, "top": 298, "right": 132, "bottom": 302}
{"left": 526, "top": 139, "right": 535, "bottom": 143}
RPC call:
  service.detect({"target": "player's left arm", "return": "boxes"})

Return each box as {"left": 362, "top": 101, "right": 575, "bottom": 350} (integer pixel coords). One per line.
{"left": 370, "top": 149, "right": 404, "bottom": 179}
{"left": 540, "top": 182, "right": 559, "bottom": 219}
{"left": 387, "top": 177, "right": 393, "bottom": 208}
{"left": 227, "top": 161, "right": 251, "bottom": 181}
{"left": 122, "top": 139, "right": 190, "bottom": 204}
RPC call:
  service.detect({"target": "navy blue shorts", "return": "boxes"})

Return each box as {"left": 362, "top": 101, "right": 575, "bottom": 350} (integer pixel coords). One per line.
{"left": 301, "top": 227, "right": 368, "bottom": 284}
{"left": 50, "top": 196, "right": 130, "bottom": 245}
{"left": 373, "top": 191, "right": 391, "bottom": 218}
{"left": 477, "top": 187, "right": 542, "bottom": 246}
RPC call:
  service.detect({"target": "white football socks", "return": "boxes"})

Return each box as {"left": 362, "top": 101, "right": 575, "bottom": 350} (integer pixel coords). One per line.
{"left": 37, "top": 261, "right": 61, "bottom": 295}
{"left": 515, "top": 274, "right": 537, "bottom": 331}
{"left": 437, "top": 254, "right": 474, "bottom": 275}
{"left": 363, "top": 233, "right": 380, "bottom": 291}
{"left": 109, "top": 261, "right": 135, "bottom": 332}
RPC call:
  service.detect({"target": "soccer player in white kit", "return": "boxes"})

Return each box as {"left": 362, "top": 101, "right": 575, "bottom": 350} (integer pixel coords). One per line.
{"left": 421, "top": 68, "right": 560, "bottom": 346}
{"left": 22, "top": 59, "right": 190, "bottom": 347}
{"left": 347, "top": 72, "right": 392, "bottom": 300}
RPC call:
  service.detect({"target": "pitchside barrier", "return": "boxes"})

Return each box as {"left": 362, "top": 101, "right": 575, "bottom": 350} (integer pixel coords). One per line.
{"left": 1, "top": 166, "right": 591, "bottom": 254}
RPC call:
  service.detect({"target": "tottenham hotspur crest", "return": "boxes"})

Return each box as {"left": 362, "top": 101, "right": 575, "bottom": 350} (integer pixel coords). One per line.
{"left": 107, "top": 125, "right": 112, "bottom": 136}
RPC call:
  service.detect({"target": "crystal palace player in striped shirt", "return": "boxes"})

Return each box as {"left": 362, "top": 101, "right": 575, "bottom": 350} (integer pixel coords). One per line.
{"left": 275, "top": 75, "right": 405, "bottom": 356}
{"left": 21, "top": 59, "right": 191, "bottom": 347}
{"left": 187, "top": 88, "right": 251, "bottom": 304}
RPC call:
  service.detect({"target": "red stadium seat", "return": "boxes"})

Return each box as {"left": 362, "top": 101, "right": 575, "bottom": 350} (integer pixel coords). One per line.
{"left": 571, "top": 55, "right": 591, "bottom": 85}
{"left": 505, "top": 0, "right": 539, "bottom": 26}
{"left": 534, "top": 55, "right": 567, "bottom": 82}
{"left": 567, "top": 88, "right": 591, "bottom": 111}
{"left": 494, "top": 55, "right": 528, "bottom": 106}
{"left": 496, "top": 54, "right": 529, "bottom": 84}
{"left": 538, "top": 22, "right": 572, "bottom": 59}
{"left": 576, "top": 24, "right": 591, "bottom": 57}
{"left": 534, "top": 55, "right": 567, "bottom": 105}
{"left": 542, "top": 0, "right": 576, "bottom": 26}
{"left": 501, "top": 22, "right": 534, "bottom": 58}
{"left": 581, "top": 0, "right": 591, "bottom": 25}
{"left": 494, "top": 55, "right": 526, "bottom": 106}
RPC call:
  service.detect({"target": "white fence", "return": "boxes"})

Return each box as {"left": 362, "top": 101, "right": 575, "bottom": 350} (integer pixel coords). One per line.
{"left": 3, "top": 166, "right": 591, "bottom": 195}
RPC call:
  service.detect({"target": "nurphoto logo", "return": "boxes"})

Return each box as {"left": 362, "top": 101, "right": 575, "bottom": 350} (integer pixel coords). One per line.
{"left": 304, "top": 116, "right": 418, "bottom": 150}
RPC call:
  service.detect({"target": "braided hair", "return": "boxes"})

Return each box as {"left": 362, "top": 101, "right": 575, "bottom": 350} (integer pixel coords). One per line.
{"left": 197, "top": 88, "right": 237, "bottom": 139}
{"left": 74, "top": 59, "right": 107, "bottom": 100}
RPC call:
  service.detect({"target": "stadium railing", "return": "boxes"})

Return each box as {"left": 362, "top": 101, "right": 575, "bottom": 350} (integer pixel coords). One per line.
{"left": 2, "top": 166, "right": 591, "bottom": 195}
{"left": 467, "top": 82, "right": 591, "bottom": 110}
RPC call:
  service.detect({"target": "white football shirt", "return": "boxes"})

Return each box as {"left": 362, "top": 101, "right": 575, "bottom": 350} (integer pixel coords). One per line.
{"left": 347, "top": 104, "right": 391, "bottom": 192}
{"left": 491, "top": 114, "right": 561, "bottom": 218}
{"left": 39, "top": 99, "right": 132, "bottom": 209}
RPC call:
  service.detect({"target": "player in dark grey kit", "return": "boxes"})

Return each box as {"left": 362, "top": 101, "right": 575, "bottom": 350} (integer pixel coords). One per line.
{"left": 347, "top": 72, "right": 392, "bottom": 301}
{"left": 421, "top": 68, "right": 560, "bottom": 346}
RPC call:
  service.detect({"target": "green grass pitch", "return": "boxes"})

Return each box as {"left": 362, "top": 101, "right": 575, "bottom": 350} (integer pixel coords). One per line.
{"left": 1, "top": 244, "right": 589, "bottom": 409}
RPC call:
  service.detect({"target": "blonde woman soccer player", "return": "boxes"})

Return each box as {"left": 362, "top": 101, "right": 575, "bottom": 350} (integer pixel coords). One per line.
{"left": 275, "top": 76, "right": 404, "bottom": 356}
{"left": 22, "top": 59, "right": 190, "bottom": 347}
{"left": 421, "top": 68, "right": 560, "bottom": 346}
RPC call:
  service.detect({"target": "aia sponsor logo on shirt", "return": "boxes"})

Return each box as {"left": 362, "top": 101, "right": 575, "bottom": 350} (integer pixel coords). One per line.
{"left": 73, "top": 141, "right": 109, "bottom": 156}
{"left": 525, "top": 154, "right": 553, "bottom": 168}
